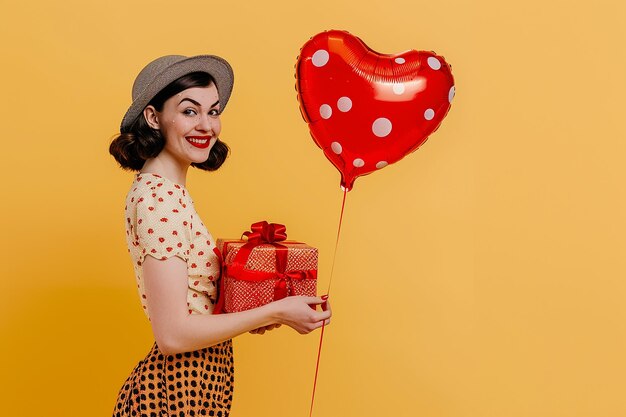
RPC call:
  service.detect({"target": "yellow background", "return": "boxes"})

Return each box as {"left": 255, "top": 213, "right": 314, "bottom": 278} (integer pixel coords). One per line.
{"left": 1, "top": 0, "right": 625, "bottom": 416}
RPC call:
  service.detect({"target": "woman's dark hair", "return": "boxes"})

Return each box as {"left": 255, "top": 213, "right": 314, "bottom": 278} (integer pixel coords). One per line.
{"left": 109, "top": 72, "right": 229, "bottom": 171}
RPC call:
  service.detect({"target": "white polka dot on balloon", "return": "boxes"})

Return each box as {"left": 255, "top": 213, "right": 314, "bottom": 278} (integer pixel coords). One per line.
{"left": 424, "top": 109, "right": 435, "bottom": 120}
{"left": 392, "top": 84, "right": 405, "bottom": 95}
{"left": 372, "top": 117, "right": 392, "bottom": 138}
{"left": 449, "top": 86, "right": 455, "bottom": 103}
{"left": 395, "top": 57, "right": 406, "bottom": 64}
{"left": 376, "top": 161, "right": 388, "bottom": 169}
{"left": 312, "top": 50, "right": 330, "bottom": 67}
{"left": 337, "top": 96, "right": 352, "bottom": 112}
{"left": 353, "top": 158, "right": 365, "bottom": 168}
{"left": 427, "top": 57, "right": 442, "bottom": 70}
{"left": 331, "top": 142, "right": 342, "bottom": 154}
{"left": 319, "top": 104, "right": 332, "bottom": 119}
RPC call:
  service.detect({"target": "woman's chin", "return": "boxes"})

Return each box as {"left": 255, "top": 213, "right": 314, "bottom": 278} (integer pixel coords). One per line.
{"left": 190, "top": 150, "right": 212, "bottom": 164}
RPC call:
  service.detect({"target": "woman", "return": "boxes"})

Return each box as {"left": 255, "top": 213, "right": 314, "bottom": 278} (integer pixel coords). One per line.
{"left": 109, "top": 54, "right": 331, "bottom": 417}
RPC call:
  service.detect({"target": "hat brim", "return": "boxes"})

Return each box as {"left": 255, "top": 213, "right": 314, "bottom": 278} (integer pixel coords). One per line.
{"left": 120, "top": 55, "right": 234, "bottom": 132}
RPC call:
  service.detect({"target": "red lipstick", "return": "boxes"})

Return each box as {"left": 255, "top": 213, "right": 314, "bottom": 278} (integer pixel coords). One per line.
{"left": 185, "top": 136, "right": 212, "bottom": 149}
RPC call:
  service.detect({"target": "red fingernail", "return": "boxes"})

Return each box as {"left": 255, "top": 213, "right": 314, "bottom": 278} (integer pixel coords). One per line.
{"left": 321, "top": 295, "right": 329, "bottom": 300}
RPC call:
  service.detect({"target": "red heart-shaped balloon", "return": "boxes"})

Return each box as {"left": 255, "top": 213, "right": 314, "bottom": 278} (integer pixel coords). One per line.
{"left": 296, "top": 30, "right": 455, "bottom": 190}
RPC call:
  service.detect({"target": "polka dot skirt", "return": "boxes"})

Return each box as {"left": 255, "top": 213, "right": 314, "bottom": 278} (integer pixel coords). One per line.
{"left": 112, "top": 340, "right": 234, "bottom": 417}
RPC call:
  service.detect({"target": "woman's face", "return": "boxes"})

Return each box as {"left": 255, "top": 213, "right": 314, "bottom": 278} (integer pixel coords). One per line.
{"left": 145, "top": 84, "right": 221, "bottom": 166}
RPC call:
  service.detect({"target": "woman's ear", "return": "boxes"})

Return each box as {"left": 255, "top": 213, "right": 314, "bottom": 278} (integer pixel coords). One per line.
{"left": 143, "top": 105, "right": 160, "bottom": 130}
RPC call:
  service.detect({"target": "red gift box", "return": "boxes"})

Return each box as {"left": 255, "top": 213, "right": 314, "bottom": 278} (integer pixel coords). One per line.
{"left": 214, "top": 221, "right": 318, "bottom": 313}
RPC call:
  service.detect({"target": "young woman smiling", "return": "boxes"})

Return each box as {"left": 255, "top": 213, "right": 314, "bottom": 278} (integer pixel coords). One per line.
{"left": 109, "top": 55, "right": 331, "bottom": 417}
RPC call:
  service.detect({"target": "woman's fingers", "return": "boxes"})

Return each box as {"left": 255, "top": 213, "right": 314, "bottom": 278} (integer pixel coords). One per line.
{"left": 300, "top": 295, "right": 332, "bottom": 331}
{"left": 314, "top": 310, "right": 331, "bottom": 323}
{"left": 271, "top": 295, "right": 333, "bottom": 334}
{"left": 313, "top": 297, "right": 331, "bottom": 329}
{"left": 300, "top": 296, "right": 327, "bottom": 306}
{"left": 249, "top": 323, "right": 283, "bottom": 335}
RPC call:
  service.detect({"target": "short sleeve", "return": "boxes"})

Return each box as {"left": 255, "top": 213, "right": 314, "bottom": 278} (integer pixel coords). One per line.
{"left": 133, "top": 186, "right": 192, "bottom": 264}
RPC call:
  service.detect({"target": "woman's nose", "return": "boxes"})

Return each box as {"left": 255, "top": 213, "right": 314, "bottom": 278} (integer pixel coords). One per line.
{"left": 196, "top": 115, "right": 214, "bottom": 133}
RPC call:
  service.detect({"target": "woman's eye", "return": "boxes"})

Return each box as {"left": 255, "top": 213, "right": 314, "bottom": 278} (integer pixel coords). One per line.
{"left": 209, "top": 109, "right": 220, "bottom": 116}
{"left": 183, "top": 108, "right": 197, "bottom": 116}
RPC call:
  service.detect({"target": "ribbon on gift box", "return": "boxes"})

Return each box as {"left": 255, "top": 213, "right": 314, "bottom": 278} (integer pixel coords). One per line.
{"left": 213, "top": 221, "right": 317, "bottom": 313}
{"left": 242, "top": 221, "right": 287, "bottom": 245}
{"left": 224, "top": 262, "right": 316, "bottom": 299}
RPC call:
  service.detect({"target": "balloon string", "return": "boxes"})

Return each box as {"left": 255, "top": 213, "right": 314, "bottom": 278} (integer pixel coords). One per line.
{"left": 308, "top": 320, "right": 326, "bottom": 417}
{"left": 309, "top": 188, "right": 348, "bottom": 417}
{"left": 326, "top": 187, "right": 347, "bottom": 297}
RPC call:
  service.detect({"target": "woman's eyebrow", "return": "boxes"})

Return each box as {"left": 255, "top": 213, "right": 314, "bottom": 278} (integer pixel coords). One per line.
{"left": 179, "top": 97, "right": 201, "bottom": 106}
{"left": 179, "top": 98, "right": 220, "bottom": 108}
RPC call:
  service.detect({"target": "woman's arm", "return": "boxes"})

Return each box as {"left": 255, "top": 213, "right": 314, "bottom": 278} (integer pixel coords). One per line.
{"left": 142, "top": 255, "right": 331, "bottom": 355}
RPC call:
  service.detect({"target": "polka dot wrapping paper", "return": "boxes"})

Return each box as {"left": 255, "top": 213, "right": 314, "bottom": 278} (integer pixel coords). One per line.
{"left": 215, "top": 239, "right": 318, "bottom": 313}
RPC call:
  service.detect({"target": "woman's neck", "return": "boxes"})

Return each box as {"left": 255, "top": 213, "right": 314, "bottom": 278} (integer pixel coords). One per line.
{"left": 140, "top": 154, "right": 189, "bottom": 187}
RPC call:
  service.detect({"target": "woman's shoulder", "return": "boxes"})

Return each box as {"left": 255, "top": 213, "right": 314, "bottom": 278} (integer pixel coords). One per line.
{"left": 125, "top": 173, "right": 195, "bottom": 220}
{"left": 126, "top": 173, "right": 188, "bottom": 201}
{"left": 124, "top": 173, "right": 197, "bottom": 251}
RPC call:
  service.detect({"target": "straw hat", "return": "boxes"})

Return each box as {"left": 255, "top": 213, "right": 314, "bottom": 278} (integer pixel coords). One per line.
{"left": 120, "top": 54, "right": 234, "bottom": 132}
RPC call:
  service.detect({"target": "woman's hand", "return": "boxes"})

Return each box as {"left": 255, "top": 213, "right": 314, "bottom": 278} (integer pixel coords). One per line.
{"left": 249, "top": 323, "right": 282, "bottom": 335}
{"left": 269, "top": 295, "right": 332, "bottom": 334}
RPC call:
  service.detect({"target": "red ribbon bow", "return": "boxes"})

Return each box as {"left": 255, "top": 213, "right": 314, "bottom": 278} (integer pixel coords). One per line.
{"left": 242, "top": 221, "right": 287, "bottom": 245}
{"left": 274, "top": 270, "right": 315, "bottom": 300}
